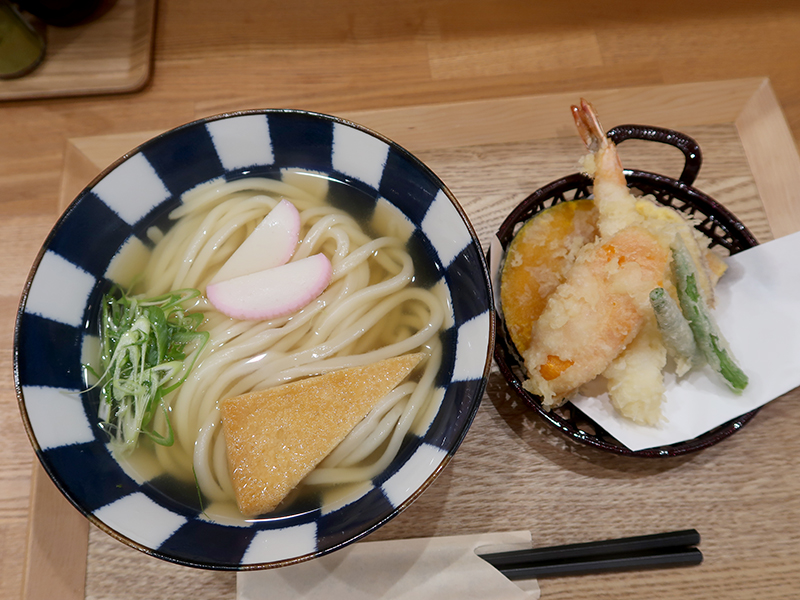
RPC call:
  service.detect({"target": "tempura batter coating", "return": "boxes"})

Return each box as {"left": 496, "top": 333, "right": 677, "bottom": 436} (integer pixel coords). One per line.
{"left": 510, "top": 99, "right": 732, "bottom": 425}
{"left": 602, "top": 316, "right": 668, "bottom": 425}
{"left": 500, "top": 200, "right": 598, "bottom": 353}
{"left": 522, "top": 225, "right": 670, "bottom": 407}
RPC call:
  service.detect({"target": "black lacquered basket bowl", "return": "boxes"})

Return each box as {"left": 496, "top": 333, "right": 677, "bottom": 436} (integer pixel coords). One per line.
{"left": 492, "top": 124, "right": 760, "bottom": 458}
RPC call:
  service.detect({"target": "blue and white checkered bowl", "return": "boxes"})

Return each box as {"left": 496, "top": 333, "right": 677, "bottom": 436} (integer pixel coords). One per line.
{"left": 14, "top": 110, "right": 494, "bottom": 569}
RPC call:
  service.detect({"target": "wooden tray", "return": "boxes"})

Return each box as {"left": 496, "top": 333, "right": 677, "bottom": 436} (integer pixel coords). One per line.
{"left": 0, "top": 0, "right": 156, "bottom": 101}
{"left": 24, "top": 77, "right": 800, "bottom": 600}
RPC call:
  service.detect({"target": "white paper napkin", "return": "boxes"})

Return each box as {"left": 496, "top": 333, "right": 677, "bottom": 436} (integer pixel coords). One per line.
{"left": 492, "top": 230, "right": 800, "bottom": 452}
{"left": 237, "top": 531, "right": 539, "bottom": 600}
{"left": 572, "top": 230, "right": 800, "bottom": 450}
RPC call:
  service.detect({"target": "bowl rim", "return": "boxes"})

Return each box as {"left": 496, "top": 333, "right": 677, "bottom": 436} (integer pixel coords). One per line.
{"left": 13, "top": 108, "right": 496, "bottom": 569}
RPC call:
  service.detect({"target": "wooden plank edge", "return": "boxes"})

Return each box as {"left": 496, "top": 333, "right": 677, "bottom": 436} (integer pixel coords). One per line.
{"left": 116, "top": 0, "right": 158, "bottom": 94}
{"left": 50, "top": 78, "right": 766, "bottom": 157}
{"left": 59, "top": 141, "right": 106, "bottom": 210}
{"left": 58, "top": 130, "right": 163, "bottom": 208}
{"left": 340, "top": 78, "right": 766, "bottom": 152}
{"left": 21, "top": 135, "right": 118, "bottom": 600}
{"left": 735, "top": 78, "right": 800, "bottom": 238}
{"left": 22, "top": 462, "right": 89, "bottom": 600}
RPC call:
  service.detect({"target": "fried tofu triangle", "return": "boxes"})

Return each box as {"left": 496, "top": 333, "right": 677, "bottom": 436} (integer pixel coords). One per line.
{"left": 221, "top": 353, "right": 425, "bottom": 517}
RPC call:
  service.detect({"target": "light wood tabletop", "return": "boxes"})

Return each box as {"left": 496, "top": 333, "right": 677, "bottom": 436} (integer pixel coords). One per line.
{"left": 3, "top": 2, "right": 800, "bottom": 599}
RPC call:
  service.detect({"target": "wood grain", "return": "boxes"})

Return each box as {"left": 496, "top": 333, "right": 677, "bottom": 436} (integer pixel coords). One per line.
{"left": 736, "top": 80, "right": 800, "bottom": 239}
{"left": 0, "top": 0, "right": 156, "bottom": 101}
{"left": 21, "top": 464, "right": 88, "bottom": 600}
{"left": 13, "top": 79, "right": 799, "bottom": 600}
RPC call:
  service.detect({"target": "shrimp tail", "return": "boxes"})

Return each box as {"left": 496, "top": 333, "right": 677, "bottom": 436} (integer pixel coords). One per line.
{"left": 571, "top": 98, "right": 607, "bottom": 153}
{"left": 571, "top": 98, "right": 632, "bottom": 236}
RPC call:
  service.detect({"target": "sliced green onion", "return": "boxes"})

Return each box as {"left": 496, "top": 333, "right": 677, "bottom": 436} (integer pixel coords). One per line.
{"left": 89, "top": 287, "right": 208, "bottom": 454}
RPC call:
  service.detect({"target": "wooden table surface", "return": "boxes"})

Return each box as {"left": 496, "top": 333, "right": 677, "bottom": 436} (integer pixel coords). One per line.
{"left": 3, "top": 2, "right": 800, "bottom": 599}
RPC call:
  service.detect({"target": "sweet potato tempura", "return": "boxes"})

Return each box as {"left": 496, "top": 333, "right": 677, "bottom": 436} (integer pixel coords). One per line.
{"left": 500, "top": 199, "right": 598, "bottom": 353}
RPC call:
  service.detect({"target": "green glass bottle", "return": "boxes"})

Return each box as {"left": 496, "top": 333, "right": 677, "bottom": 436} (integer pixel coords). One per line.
{"left": 0, "top": 1, "right": 46, "bottom": 79}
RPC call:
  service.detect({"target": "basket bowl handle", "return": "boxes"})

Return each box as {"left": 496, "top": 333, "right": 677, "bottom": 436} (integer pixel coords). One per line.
{"left": 607, "top": 124, "right": 702, "bottom": 186}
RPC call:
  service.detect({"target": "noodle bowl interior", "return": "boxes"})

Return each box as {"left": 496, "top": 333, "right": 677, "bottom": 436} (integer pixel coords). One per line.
{"left": 91, "top": 170, "right": 451, "bottom": 524}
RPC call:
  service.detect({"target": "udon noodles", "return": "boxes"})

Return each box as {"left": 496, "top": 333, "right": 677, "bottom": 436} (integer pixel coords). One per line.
{"left": 127, "top": 171, "right": 447, "bottom": 517}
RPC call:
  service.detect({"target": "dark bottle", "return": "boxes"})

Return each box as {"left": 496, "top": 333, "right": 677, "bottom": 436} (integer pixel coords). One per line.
{"left": 16, "top": 0, "right": 113, "bottom": 27}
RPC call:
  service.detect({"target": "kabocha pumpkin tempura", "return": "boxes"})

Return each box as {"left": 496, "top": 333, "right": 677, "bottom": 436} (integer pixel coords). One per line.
{"left": 500, "top": 99, "right": 747, "bottom": 426}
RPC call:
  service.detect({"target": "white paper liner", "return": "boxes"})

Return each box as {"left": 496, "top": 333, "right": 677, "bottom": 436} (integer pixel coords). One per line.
{"left": 572, "top": 230, "right": 800, "bottom": 450}
{"left": 237, "top": 530, "right": 539, "bottom": 600}
{"left": 493, "top": 230, "right": 800, "bottom": 452}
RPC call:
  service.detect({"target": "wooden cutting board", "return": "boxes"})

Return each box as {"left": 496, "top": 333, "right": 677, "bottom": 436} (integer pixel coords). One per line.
{"left": 0, "top": 0, "right": 156, "bottom": 101}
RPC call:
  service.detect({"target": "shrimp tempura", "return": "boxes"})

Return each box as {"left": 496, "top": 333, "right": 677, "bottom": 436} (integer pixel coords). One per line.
{"left": 572, "top": 99, "right": 640, "bottom": 238}
{"left": 522, "top": 225, "right": 670, "bottom": 407}
{"left": 523, "top": 100, "right": 671, "bottom": 417}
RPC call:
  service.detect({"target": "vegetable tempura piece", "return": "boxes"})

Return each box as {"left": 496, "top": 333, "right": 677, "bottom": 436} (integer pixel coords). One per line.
{"left": 650, "top": 286, "right": 698, "bottom": 376}
{"left": 634, "top": 198, "right": 722, "bottom": 308}
{"left": 602, "top": 316, "right": 668, "bottom": 426}
{"left": 500, "top": 199, "right": 598, "bottom": 353}
{"left": 672, "top": 236, "right": 748, "bottom": 392}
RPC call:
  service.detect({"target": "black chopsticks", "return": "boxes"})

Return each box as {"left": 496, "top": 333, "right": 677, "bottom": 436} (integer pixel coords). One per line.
{"left": 479, "top": 529, "right": 702, "bottom": 579}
